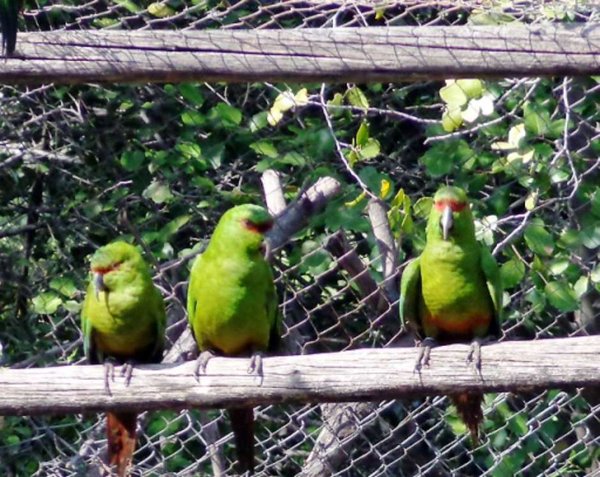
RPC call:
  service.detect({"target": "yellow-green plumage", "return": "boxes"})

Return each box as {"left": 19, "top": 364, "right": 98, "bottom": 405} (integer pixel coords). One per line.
{"left": 187, "top": 204, "right": 279, "bottom": 474}
{"left": 82, "top": 242, "right": 165, "bottom": 363}
{"left": 81, "top": 241, "right": 166, "bottom": 477}
{"left": 400, "top": 186, "right": 502, "bottom": 444}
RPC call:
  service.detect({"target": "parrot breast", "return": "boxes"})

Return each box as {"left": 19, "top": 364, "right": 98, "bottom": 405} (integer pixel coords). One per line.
{"left": 419, "top": 241, "right": 494, "bottom": 340}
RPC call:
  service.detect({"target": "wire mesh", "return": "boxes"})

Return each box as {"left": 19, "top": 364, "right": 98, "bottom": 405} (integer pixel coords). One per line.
{"left": 0, "top": 1, "right": 599, "bottom": 476}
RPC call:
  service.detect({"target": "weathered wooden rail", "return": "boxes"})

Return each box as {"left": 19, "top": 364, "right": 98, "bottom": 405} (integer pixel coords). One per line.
{"left": 0, "top": 336, "right": 598, "bottom": 415}
{"left": 0, "top": 25, "right": 598, "bottom": 84}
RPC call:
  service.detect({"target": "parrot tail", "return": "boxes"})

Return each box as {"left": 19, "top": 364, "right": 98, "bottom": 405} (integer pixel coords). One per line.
{"left": 450, "top": 392, "right": 483, "bottom": 445}
{"left": 228, "top": 406, "right": 255, "bottom": 474}
{"left": 106, "top": 411, "right": 137, "bottom": 477}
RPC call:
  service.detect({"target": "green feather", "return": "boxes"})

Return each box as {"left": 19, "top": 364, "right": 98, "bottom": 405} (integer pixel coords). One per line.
{"left": 399, "top": 186, "right": 502, "bottom": 340}
{"left": 187, "top": 204, "right": 279, "bottom": 474}
{"left": 81, "top": 241, "right": 166, "bottom": 364}
{"left": 187, "top": 204, "right": 279, "bottom": 355}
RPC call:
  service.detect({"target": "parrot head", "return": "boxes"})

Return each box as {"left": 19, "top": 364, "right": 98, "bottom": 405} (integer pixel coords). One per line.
{"left": 90, "top": 241, "right": 147, "bottom": 299}
{"left": 214, "top": 204, "right": 273, "bottom": 254}
{"left": 426, "top": 186, "right": 476, "bottom": 242}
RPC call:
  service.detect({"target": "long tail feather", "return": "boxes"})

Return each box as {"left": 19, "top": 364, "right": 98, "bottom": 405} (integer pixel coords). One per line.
{"left": 228, "top": 407, "right": 255, "bottom": 474}
{"left": 106, "top": 411, "right": 137, "bottom": 477}
{"left": 0, "top": 0, "right": 19, "bottom": 56}
{"left": 450, "top": 392, "right": 483, "bottom": 445}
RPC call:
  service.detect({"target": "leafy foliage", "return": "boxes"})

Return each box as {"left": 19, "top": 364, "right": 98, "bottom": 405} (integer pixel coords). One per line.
{"left": 0, "top": 1, "right": 598, "bottom": 476}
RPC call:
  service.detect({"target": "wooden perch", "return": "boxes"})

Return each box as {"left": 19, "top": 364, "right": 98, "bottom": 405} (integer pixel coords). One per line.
{"left": 1, "top": 25, "right": 598, "bottom": 85}
{"left": 0, "top": 336, "right": 598, "bottom": 415}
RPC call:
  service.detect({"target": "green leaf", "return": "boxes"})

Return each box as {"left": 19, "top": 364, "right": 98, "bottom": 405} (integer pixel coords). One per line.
{"left": 32, "top": 292, "right": 62, "bottom": 315}
{"left": 581, "top": 223, "right": 600, "bottom": 249}
{"left": 214, "top": 103, "right": 242, "bottom": 127}
{"left": 120, "top": 150, "right": 145, "bottom": 172}
{"left": 49, "top": 277, "right": 77, "bottom": 298}
{"left": 160, "top": 215, "right": 191, "bottom": 240}
{"left": 441, "top": 107, "right": 463, "bottom": 132}
{"left": 148, "top": 2, "right": 175, "bottom": 17}
{"left": 545, "top": 281, "right": 578, "bottom": 312}
{"left": 420, "top": 140, "right": 473, "bottom": 178}
{"left": 500, "top": 259, "right": 525, "bottom": 289}
{"left": 181, "top": 110, "right": 205, "bottom": 126}
{"left": 143, "top": 180, "right": 174, "bottom": 204}
{"left": 249, "top": 112, "right": 268, "bottom": 132}
{"left": 413, "top": 197, "right": 433, "bottom": 219}
{"left": 356, "top": 122, "right": 369, "bottom": 147}
{"left": 440, "top": 81, "right": 468, "bottom": 107}
{"left": 346, "top": 86, "right": 369, "bottom": 110}
{"left": 591, "top": 265, "right": 600, "bottom": 284}
{"left": 359, "top": 138, "right": 380, "bottom": 160}
{"left": 250, "top": 140, "right": 279, "bottom": 158}
{"left": 524, "top": 102, "right": 550, "bottom": 136}
{"left": 178, "top": 84, "right": 205, "bottom": 106}
{"left": 524, "top": 221, "right": 554, "bottom": 257}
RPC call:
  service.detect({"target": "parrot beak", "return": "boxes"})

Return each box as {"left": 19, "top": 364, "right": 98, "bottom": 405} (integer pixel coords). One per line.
{"left": 440, "top": 205, "right": 454, "bottom": 241}
{"left": 93, "top": 272, "right": 107, "bottom": 300}
{"left": 261, "top": 240, "right": 272, "bottom": 260}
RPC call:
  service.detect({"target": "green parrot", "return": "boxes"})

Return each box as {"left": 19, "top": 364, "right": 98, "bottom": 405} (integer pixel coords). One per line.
{"left": 187, "top": 204, "right": 280, "bottom": 474}
{"left": 81, "top": 241, "right": 166, "bottom": 477}
{"left": 400, "top": 186, "right": 502, "bottom": 444}
{"left": 0, "top": 0, "right": 19, "bottom": 56}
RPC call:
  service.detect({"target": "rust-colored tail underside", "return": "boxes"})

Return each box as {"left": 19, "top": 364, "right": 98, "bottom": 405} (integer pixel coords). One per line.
{"left": 228, "top": 407, "right": 255, "bottom": 474}
{"left": 106, "top": 411, "right": 137, "bottom": 477}
{"left": 450, "top": 392, "right": 483, "bottom": 445}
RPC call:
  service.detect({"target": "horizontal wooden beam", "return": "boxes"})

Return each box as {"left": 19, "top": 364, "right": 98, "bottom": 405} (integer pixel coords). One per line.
{"left": 0, "top": 336, "right": 598, "bottom": 415}
{"left": 1, "top": 25, "right": 598, "bottom": 84}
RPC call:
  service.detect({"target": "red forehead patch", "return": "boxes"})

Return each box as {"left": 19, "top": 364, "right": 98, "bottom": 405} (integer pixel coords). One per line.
{"left": 243, "top": 218, "right": 273, "bottom": 234}
{"left": 434, "top": 199, "right": 467, "bottom": 212}
{"left": 91, "top": 263, "right": 121, "bottom": 274}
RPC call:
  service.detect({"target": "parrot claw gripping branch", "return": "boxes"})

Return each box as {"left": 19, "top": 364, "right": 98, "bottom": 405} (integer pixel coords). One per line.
{"left": 400, "top": 186, "right": 502, "bottom": 444}
{"left": 75, "top": 184, "right": 500, "bottom": 475}
{"left": 82, "top": 241, "right": 166, "bottom": 477}
{"left": 187, "top": 204, "right": 280, "bottom": 474}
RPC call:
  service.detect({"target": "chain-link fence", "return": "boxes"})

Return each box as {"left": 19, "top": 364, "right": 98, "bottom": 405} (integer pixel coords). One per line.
{"left": 0, "top": 1, "right": 599, "bottom": 476}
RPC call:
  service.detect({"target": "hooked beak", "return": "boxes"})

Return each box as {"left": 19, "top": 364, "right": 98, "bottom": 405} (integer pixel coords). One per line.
{"left": 93, "top": 272, "right": 107, "bottom": 300}
{"left": 261, "top": 239, "right": 272, "bottom": 260}
{"left": 440, "top": 205, "right": 454, "bottom": 241}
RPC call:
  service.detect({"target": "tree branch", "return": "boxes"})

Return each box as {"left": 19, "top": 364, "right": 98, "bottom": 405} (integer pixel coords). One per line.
{"left": 1, "top": 336, "right": 598, "bottom": 415}
{"left": 266, "top": 176, "right": 341, "bottom": 250}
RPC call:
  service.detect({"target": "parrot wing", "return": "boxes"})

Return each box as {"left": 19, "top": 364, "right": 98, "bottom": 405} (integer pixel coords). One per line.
{"left": 399, "top": 257, "right": 422, "bottom": 338}
{"left": 480, "top": 245, "right": 503, "bottom": 336}
{"left": 186, "top": 253, "right": 203, "bottom": 340}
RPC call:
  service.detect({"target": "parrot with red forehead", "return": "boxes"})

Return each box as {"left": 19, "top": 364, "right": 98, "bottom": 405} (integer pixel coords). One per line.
{"left": 81, "top": 241, "right": 166, "bottom": 476}
{"left": 187, "top": 204, "right": 280, "bottom": 474}
{"left": 400, "top": 186, "right": 502, "bottom": 444}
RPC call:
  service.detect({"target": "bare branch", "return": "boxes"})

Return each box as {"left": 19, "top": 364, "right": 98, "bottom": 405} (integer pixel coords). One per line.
{"left": 267, "top": 176, "right": 341, "bottom": 250}
{"left": 261, "top": 169, "right": 287, "bottom": 216}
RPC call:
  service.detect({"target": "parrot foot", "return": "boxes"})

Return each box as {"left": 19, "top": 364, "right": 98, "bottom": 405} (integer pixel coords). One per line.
{"left": 247, "top": 352, "right": 264, "bottom": 376}
{"left": 194, "top": 351, "right": 215, "bottom": 381}
{"left": 414, "top": 337, "right": 437, "bottom": 374}
{"left": 103, "top": 360, "right": 116, "bottom": 396}
{"left": 467, "top": 337, "right": 493, "bottom": 374}
{"left": 120, "top": 362, "right": 134, "bottom": 386}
